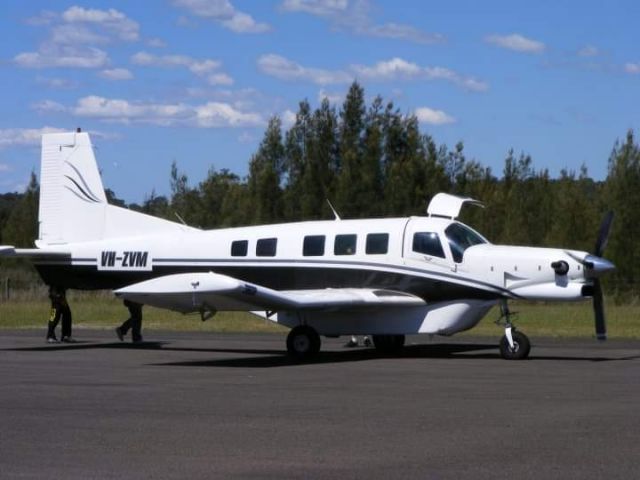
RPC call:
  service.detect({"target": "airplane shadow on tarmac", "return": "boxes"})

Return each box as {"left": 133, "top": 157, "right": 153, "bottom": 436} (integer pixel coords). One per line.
{"left": 6, "top": 342, "right": 639, "bottom": 367}
{"left": 154, "top": 343, "right": 640, "bottom": 368}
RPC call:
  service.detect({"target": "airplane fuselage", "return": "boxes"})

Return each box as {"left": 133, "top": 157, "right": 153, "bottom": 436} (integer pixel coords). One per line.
{"left": 34, "top": 215, "right": 594, "bottom": 305}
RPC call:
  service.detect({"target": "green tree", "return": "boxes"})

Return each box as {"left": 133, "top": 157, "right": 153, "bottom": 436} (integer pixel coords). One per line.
{"left": 2, "top": 172, "right": 39, "bottom": 247}
{"left": 169, "top": 161, "right": 201, "bottom": 227}
{"left": 198, "top": 168, "right": 248, "bottom": 228}
{"left": 603, "top": 129, "right": 640, "bottom": 293}
{"left": 247, "top": 116, "right": 285, "bottom": 224}
{"left": 335, "top": 81, "right": 367, "bottom": 217}
{"left": 282, "top": 100, "right": 312, "bottom": 221}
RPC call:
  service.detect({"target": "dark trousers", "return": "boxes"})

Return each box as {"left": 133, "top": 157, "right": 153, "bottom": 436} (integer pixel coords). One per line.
{"left": 119, "top": 303, "right": 142, "bottom": 341}
{"left": 47, "top": 305, "right": 72, "bottom": 339}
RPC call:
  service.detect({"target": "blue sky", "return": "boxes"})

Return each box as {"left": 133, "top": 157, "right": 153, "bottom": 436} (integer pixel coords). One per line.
{"left": 1, "top": 0, "right": 639, "bottom": 203}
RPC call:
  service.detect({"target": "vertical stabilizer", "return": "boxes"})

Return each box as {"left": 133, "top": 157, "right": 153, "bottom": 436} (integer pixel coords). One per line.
{"left": 38, "top": 131, "right": 107, "bottom": 244}
{"left": 37, "top": 131, "right": 195, "bottom": 246}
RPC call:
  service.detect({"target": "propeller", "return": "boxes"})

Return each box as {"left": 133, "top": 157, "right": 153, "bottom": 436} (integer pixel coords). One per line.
{"left": 594, "top": 211, "right": 614, "bottom": 258}
{"left": 591, "top": 211, "right": 614, "bottom": 340}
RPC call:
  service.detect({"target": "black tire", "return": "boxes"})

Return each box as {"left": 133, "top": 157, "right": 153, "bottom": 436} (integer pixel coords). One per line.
{"left": 372, "top": 334, "right": 405, "bottom": 354}
{"left": 286, "top": 326, "right": 321, "bottom": 360}
{"left": 499, "top": 330, "right": 531, "bottom": 360}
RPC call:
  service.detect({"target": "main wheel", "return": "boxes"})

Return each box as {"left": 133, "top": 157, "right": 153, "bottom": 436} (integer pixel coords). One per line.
{"left": 499, "top": 330, "right": 531, "bottom": 360}
{"left": 286, "top": 326, "right": 321, "bottom": 360}
{"left": 372, "top": 334, "right": 405, "bottom": 354}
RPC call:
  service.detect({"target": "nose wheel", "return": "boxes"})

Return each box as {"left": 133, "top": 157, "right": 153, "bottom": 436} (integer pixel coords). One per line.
{"left": 499, "top": 329, "right": 531, "bottom": 360}
{"left": 496, "top": 300, "right": 531, "bottom": 360}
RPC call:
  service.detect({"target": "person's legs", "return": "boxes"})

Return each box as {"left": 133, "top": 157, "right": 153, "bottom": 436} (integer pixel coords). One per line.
{"left": 61, "top": 306, "right": 73, "bottom": 341}
{"left": 46, "top": 306, "right": 61, "bottom": 342}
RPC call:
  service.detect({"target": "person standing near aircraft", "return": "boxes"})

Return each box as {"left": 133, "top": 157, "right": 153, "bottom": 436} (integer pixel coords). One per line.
{"left": 46, "top": 286, "right": 74, "bottom": 343}
{"left": 115, "top": 299, "right": 143, "bottom": 343}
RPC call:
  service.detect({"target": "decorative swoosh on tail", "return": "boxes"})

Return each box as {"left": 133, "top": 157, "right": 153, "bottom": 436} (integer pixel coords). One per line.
{"left": 64, "top": 161, "right": 103, "bottom": 203}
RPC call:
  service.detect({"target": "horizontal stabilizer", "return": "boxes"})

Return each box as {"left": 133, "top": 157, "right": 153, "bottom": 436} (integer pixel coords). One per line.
{"left": 0, "top": 246, "right": 71, "bottom": 259}
{"left": 114, "top": 271, "right": 426, "bottom": 314}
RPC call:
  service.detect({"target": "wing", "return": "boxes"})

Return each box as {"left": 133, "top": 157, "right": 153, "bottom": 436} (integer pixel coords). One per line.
{"left": 114, "top": 271, "right": 426, "bottom": 315}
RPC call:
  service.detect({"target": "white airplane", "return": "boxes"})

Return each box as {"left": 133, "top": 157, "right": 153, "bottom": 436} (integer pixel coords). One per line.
{"left": 0, "top": 130, "right": 615, "bottom": 360}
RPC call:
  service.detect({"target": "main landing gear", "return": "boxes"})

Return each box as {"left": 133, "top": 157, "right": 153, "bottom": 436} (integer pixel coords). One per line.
{"left": 286, "top": 326, "right": 407, "bottom": 360}
{"left": 286, "top": 325, "right": 321, "bottom": 360}
{"left": 496, "top": 300, "right": 531, "bottom": 360}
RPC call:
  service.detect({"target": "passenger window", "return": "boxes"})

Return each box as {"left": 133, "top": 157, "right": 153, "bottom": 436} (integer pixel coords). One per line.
{"left": 366, "top": 233, "right": 389, "bottom": 254}
{"left": 231, "top": 240, "right": 248, "bottom": 257}
{"left": 303, "top": 235, "right": 325, "bottom": 256}
{"left": 334, "top": 234, "right": 357, "bottom": 255}
{"left": 256, "top": 238, "right": 277, "bottom": 257}
{"left": 412, "top": 232, "right": 445, "bottom": 258}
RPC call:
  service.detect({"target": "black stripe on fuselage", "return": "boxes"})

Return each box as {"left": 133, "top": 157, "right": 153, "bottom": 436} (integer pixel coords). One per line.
{"left": 33, "top": 260, "right": 509, "bottom": 302}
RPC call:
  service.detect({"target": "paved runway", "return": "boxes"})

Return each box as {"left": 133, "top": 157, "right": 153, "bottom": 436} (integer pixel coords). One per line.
{"left": 0, "top": 330, "right": 638, "bottom": 479}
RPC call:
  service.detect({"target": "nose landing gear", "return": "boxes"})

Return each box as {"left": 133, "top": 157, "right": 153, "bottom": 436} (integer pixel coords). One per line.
{"left": 496, "top": 301, "right": 531, "bottom": 360}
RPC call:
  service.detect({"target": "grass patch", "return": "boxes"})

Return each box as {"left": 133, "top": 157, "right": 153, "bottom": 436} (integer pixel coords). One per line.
{"left": 0, "top": 293, "right": 638, "bottom": 338}
{"left": 0, "top": 292, "right": 286, "bottom": 334}
{"left": 464, "top": 301, "right": 640, "bottom": 339}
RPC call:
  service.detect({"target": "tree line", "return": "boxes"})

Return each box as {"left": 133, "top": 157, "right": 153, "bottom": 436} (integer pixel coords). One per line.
{"left": 1, "top": 82, "right": 639, "bottom": 298}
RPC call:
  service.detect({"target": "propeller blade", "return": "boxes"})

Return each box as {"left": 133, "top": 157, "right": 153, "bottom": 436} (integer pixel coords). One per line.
{"left": 594, "top": 211, "right": 614, "bottom": 257}
{"left": 593, "top": 279, "right": 607, "bottom": 341}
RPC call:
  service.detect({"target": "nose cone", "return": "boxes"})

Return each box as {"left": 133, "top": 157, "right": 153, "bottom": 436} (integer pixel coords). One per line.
{"left": 584, "top": 254, "right": 616, "bottom": 277}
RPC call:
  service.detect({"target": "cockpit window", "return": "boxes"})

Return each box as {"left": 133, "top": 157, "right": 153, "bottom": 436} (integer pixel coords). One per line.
{"left": 445, "top": 223, "right": 486, "bottom": 263}
{"left": 412, "top": 232, "right": 445, "bottom": 258}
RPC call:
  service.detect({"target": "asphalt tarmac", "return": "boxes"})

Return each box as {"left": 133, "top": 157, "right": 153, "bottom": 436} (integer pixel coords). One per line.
{"left": 0, "top": 330, "right": 638, "bottom": 479}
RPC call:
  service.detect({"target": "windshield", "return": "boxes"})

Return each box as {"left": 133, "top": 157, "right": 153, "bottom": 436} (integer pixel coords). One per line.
{"left": 445, "top": 223, "right": 487, "bottom": 263}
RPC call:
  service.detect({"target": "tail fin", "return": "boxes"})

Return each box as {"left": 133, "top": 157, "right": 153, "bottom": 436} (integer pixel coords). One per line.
{"left": 37, "top": 131, "right": 191, "bottom": 246}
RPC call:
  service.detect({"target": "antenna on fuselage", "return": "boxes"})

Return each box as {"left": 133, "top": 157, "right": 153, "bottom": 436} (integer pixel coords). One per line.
{"left": 174, "top": 212, "right": 188, "bottom": 226}
{"left": 326, "top": 199, "right": 341, "bottom": 221}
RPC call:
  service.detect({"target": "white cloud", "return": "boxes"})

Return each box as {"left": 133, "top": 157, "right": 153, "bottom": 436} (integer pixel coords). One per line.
{"left": 485, "top": 33, "right": 545, "bottom": 53}
{"left": 36, "top": 77, "right": 78, "bottom": 89}
{"left": 281, "top": 109, "right": 297, "bottom": 129}
{"left": 624, "top": 62, "right": 640, "bottom": 74}
{"left": 258, "top": 54, "right": 351, "bottom": 85}
{"left": 15, "top": 6, "right": 140, "bottom": 70}
{"left": 131, "top": 51, "right": 233, "bottom": 85}
{"left": 195, "top": 102, "right": 264, "bottom": 127}
{"left": 222, "top": 11, "right": 271, "bottom": 33}
{"left": 351, "top": 57, "right": 422, "bottom": 80}
{"left": 64, "top": 95, "right": 264, "bottom": 128}
{"left": 173, "top": 0, "right": 270, "bottom": 33}
{"left": 32, "top": 100, "right": 66, "bottom": 113}
{"left": 0, "top": 127, "right": 67, "bottom": 149}
{"left": 0, "top": 163, "right": 11, "bottom": 172}
{"left": 281, "top": 0, "right": 349, "bottom": 17}
{"left": 99, "top": 68, "right": 134, "bottom": 81}
{"left": 207, "top": 73, "right": 234, "bottom": 86}
{"left": 259, "top": 54, "right": 488, "bottom": 91}
{"left": 14, "top": 46, "right": 109, "bottom": 69}
{"left": 366, "top": 23, "right": 444, "bottom": 44}
{"left": 578, "top": 45, "right": 599, "bottom": 57}
{"left": 147, "top": 37, "right": 167, "bottom": 48}
{"left": 25, "top": 10, "right": 57, "bottom": 26}
{"left": 414, "top": 107, "right": 455, "bottom": 125}
{"left": 132, "top": 51, "right": 216, "bottom": 72}
{"left": 62, "top": 6, "right": 140, "bottom": 41}
{"left": 318, "top": 88, "right": 344, "bottom": 104}
{"left": 281, "top": 0, "right": 443, "bottom": 44}
{"left": 50, "top": 24, "right": 109, "bottom": 45}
